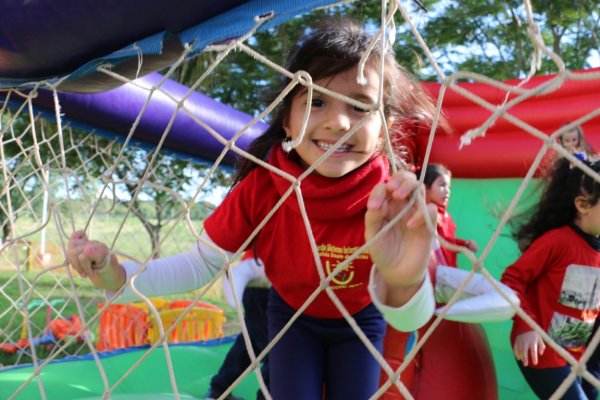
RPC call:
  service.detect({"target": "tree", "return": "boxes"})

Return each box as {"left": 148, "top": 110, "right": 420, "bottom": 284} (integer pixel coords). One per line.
{"left": 397, "top": 0, "right": 599, "bottom": 80}
{"left": 170, "top": 0, "right": 599, "bottom": 115}
{"left": 108, "top": 146, "right": 230, "bottom": 257}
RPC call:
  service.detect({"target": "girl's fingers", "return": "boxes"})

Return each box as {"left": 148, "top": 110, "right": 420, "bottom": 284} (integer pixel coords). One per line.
{"left": 367, "top": 182, "right": 387, "bottom": 210}
{"left": 514, "top": 343, "right": 528, "bottom": 366}
{"left": 77, "top": 251, "right": 93, "bottom": 277}
{"left": 538, "top": 339, "right": 545, "bottom": 355}
{"left": 70, "top": 230, "right": 88, "bottom": 242}
{"left": 68, "top": 230, "right": 89, "bottom": 277}
{"left": 530, "top": 344, "right": 539, "bottom": 366}
{"left": 69, "top": 254, "right": 84, "bottom": 277}
{"left": 387, "top": 171, "right": 417, "bottom": 200}
{"left": 406, "top": 202, "right": 437, "bottom": 229}
{"left": 365, "top": 183, "right": 388, "bottom": 240}
{"left": 520, "top": 347, "right": 530, "bottom": 366}
{"left": 83, "top": 241, "right": 111, "bottom": 271}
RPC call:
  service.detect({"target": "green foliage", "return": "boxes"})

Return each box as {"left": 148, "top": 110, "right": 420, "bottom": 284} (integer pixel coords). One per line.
{"left": 170, "top": 0, "right": 599, "bottom": 115}
{"left": 411, "top": 0, "right": 599, "bottom": 80}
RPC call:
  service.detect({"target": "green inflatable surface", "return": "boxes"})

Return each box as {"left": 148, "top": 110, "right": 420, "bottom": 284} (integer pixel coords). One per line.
{"left": 0, "top": 340, "right": 260, "bottom": 400}
{"left": 451, "top": 178, "right": 538, "bottom": 400}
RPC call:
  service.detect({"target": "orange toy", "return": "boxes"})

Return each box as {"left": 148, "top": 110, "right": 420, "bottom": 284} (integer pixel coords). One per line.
{"left": 96, "top": 298, "right": 225, "bottom": 351}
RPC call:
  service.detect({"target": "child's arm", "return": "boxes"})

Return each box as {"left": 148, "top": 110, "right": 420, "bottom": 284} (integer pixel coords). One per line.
{"left": 434, "top": 265, "right": 519, "bottom": 323}
{"left": 222, "top": 252, "right": 267, "bottom": 307}
{"left": 452, "top": 238, "right": 478, "bottom": 252}
{"left": 365, "top": 170, "right": 437, "bottom": 330}
{"left": 67, "top": 230, "right": 227, "bottom": 302}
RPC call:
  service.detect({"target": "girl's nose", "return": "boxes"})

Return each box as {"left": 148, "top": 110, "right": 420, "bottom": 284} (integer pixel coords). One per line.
{"left": 324, "top": 107, "right": 351, "bottom": 133}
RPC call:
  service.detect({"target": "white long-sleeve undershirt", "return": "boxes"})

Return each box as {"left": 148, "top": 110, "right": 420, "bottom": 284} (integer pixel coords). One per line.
{"left": 107, "top": 232, "right": 438, "bottom": 332}
{"left": 107, "top": 233, "right": 229, "bottom": 303}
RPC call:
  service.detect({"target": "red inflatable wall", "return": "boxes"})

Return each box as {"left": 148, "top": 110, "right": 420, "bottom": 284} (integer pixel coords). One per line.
{"left": 410, "top": 68, "right": 600, "bottom": 178}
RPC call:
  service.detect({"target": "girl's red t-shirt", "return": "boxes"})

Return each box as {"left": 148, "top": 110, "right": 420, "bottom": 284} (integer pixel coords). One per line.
{"left": 204, "top": 145, "right": 389, "bottom": 318}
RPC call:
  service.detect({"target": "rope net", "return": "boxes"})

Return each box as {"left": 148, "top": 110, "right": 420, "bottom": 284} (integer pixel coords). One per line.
{"left": 1, "top": 1, "right": 599, "bottom": 399}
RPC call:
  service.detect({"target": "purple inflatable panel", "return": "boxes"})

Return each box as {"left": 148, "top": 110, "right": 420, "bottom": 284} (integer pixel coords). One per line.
{"left": 32, "top": 73, "right": 268, "bottom": 165}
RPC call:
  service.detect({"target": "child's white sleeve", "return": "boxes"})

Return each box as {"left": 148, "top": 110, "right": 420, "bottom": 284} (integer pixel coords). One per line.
{"left": 434, "top": 265, "right": 519, "bottom": 323}
{"left": 368, "top": 267, "right": 435, "bottom": 332}
{"left": 107, "top": 233, "right": 231, "bottom": 303}
{"left": 222, "top": 257, "right": 266, "bottom": 307}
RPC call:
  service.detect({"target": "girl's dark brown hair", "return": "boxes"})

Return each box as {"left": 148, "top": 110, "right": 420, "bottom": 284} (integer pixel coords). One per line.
{"left": 233, "top": 17, "right": 443, "bottom": 186}
{"left": 415, "top": 163, "right": 451, "bottom": 188}
{"left": 513, "top": 157, "right": 600, "bottom": 251}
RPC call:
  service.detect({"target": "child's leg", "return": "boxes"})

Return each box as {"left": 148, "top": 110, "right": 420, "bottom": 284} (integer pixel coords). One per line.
{"left": 209, "top": 333, "right": 250, "bottom": 396}
{"left": 209, "top": 287, "right": 269, "bottom": 398}
{"left": 267, "top": 289, "right": 325, "bottom": 400}
{"left": 325, "top": 303, "right": 386, "bottom": 400}
{"left": 583, "top": 317, "right": 600, "bottom": 400}
{"left": 244, "top": 287, "right": 270, "bottom": 400}
{"left": 518, "top": 362, "right": 588, "bottom": 400}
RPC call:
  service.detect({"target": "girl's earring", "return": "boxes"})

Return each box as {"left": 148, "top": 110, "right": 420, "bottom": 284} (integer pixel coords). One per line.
{"left": 282, "top": 137, "right": 294, "bottom": 153}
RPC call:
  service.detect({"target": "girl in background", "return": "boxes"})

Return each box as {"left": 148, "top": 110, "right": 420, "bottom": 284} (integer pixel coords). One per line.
{"left": 381, "top": 168, "right": 517, "bottom": 400}
{"left": 559, "top": 124, "right": 594, "bottom": 159}
{"left": 417, "top": 163, "right": 477, "bottom": 267}
{"left": 501, "top": 157, "right": 600, "bottom": 399}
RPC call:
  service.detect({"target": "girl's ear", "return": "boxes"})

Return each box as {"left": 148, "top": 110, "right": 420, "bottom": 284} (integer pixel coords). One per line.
{"left": 385, "top": 116, "right": 396, "bottom": 131}
{"left": 575, "top": 195, "right": 591, "bottom": 215}
{"left": 379, "top": 116, "right": 395, "bottom": 142}
{"left": 283, "top": 115, "right": 291, "bottom": 138}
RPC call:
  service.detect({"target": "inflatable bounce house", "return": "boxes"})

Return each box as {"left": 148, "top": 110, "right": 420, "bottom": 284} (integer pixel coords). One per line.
{"left": 0, "top": 1, "right": 599, "bottom": 399}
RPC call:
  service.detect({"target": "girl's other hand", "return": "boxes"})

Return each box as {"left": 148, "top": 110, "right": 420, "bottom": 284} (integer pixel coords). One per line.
{"left": 513, "top": 330, "right": 546, "bottom": 366}
{"left": 365, "top": 170, "right": 437, "bottom": 305}
{"left": 67, "top": 230, "right": 125, "bottom": 291}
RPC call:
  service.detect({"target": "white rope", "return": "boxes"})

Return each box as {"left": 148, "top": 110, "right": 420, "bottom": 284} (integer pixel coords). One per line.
{"left": 1, "top": 1, "right": 599, "bottom": 399}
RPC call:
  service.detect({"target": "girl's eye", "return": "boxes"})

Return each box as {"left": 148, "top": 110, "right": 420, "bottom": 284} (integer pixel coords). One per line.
{"left": 311, "top": 98, "right": 325, "bottom": 108}
{"left": 352, "top": 104, "right": 369, "bottom": 113}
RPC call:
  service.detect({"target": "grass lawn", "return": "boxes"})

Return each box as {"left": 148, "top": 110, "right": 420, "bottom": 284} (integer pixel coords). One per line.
{"left": 0, "top": 207, "right": 244, "bottom": 369}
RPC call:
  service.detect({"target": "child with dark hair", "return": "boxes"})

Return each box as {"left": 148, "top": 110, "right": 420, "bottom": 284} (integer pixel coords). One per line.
{"left": 501, "top": 157, "right": 600, "bottom": 399}
{"left": 416, "top": 163, "right": 478, "bottom": 267}
{"left": 380, "top": 163, "right": 516, "bottom": 400}
{"left": 67, "top": 18, "right": 442, "bottom": 399}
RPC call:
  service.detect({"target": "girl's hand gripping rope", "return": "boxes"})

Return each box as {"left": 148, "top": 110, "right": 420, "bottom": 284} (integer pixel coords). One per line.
{"left": 365, "top": 170, "right": 437, "bottom": 307}
{"left": 67, "top": 230, "right": 125, "bottom": 291}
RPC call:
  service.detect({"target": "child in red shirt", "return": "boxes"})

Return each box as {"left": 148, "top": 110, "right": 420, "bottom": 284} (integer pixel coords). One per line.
{"left": 417, "top": 163, "right": 477, "bottom": 267}
{"left": 67, "top": 18, "right": 442, "bottom": 400}
{"left": 501, "top": 157, "right": 600, "bottom": 399}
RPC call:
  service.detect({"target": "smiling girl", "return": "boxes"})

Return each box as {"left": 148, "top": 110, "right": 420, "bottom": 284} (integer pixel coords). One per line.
{"left": 68, "top": 18, "right": 442, "bottom": 399}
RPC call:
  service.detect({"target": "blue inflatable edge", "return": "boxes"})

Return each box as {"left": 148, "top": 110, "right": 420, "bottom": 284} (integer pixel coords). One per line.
{"left": 0, "top": 334, "right": 237, "bottom": 373}
{"left": 0, "top": 0, "right": 340, "bottom": 89}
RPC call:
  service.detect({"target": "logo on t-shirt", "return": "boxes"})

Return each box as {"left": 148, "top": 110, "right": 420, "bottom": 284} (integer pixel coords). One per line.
{"left": 549, "top": 264, "right": 600, "bottom": 352}
{"left": 319, "top": 243, "right": 369, "bottom": 289}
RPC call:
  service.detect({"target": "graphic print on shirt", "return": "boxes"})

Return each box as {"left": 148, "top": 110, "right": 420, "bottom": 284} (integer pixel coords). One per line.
{"left": 549, "top": 264, "right": 600, "bottom": 351}
{"left": 319, "top": 243, "right": 369, "bottom": 289}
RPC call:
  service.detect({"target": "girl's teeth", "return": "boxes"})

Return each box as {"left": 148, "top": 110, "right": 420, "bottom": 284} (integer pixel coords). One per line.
{"left": 317, "top": 141, "right": 350, "bottom": 152}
